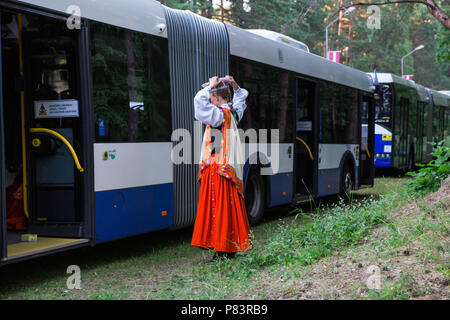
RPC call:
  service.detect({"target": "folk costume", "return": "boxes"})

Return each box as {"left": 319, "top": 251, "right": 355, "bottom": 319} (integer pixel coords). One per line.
{"left": 191, "top": 84, "right": 252, "bottom": 253}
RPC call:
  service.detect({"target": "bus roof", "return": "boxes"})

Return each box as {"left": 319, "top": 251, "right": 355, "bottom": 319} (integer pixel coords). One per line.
{"left": 368, "top": 72, "right": 418, "bottom": 88}
{"left": 228, "top": 24, "right": 374, "bottom": 92}
{"left": 368, "top": 72, "right": 431, "bottom": 103}
{"left": 246, "top": 29, "right": 310, "bottom": 53}
{"left": 371, "top": 73, "right": 450, "bottom": 107}
{"left": 16, "top": 0, "right": 168, "bottom": 37}
{"left": 429, "top": 89, "right": 450, "bottom": 107}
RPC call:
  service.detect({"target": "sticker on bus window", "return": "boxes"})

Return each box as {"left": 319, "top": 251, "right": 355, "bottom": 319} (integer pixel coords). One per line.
{"left": 384, "top": 145, "right": 392, "bottom": 153}
{"left": 99, "top": 120, "right": 105, "bottom": 137}
{"left": 296, "top": 121, "right": 312, "bottom": 131}
{"left": 34, "top": 100, "right": 79, "bottom": 119}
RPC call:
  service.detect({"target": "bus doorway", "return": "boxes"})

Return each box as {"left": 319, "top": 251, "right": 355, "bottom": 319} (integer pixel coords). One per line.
{"left": 1, "top": 10, "right": 89, "bottom": 262}
{"left": 359, "top": 95, "right": 374, "bottom": 186}
{"left": 294, "top": 78, "right": 317, "bottom": 197}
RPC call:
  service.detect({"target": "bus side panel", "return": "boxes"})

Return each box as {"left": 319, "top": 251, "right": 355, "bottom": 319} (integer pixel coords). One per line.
{"left": 317, "top": 144, "right": 359, "bottom": 197}
{"left": 95, "top": 183, "right": 174, "bottom": 244}
{"left": 268, "top": 173, "right": 293, "bottom": 206}
{"left": 93, "top": 142, "right": 174, "bottom": 243}
{"left": 243, "top": 143, "right": 294, "bottom": 207}
{"left": 318, "top": 168, "right": 341, "bottom": 196}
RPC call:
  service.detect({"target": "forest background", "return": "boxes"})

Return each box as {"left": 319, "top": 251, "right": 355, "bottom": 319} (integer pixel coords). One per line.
{"left": 161, "top": 0, "right": 449, "bottom": 90}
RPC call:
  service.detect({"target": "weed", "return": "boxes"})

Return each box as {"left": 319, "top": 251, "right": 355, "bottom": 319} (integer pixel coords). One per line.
{"left": 407, "top": 140, "right": 449, "bottom": 195}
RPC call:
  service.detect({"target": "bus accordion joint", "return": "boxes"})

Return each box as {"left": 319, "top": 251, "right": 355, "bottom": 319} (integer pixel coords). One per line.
{"left": 295, "top": 137, "right": 314, "bottom": 161}
{"left": 361, "top": 141, "right": 371, "bottom": 158}
{"left": 29, "top": 128, "right": 84, "bottom": 173}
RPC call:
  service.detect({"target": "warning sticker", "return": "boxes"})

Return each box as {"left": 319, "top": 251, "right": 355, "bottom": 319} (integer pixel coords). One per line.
{"left": 34, "top": 100, "right": 79, "bottom": 119}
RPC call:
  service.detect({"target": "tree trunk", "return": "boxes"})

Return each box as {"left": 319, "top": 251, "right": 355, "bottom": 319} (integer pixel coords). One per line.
{"left": 124, "top": 30, "right": 139, "bottom": 142}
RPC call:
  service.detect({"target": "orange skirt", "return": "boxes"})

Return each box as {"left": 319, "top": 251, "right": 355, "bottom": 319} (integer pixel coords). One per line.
{"left": 191, "top": 158, "right": 252, "bottom": 253}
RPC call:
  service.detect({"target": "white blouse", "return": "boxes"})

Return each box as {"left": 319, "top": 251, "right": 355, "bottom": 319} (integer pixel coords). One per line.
{"left": 194, "top": 86, "right": 249, "bottom": 127}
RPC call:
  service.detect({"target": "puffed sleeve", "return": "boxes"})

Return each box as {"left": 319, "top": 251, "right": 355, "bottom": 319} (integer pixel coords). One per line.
{"left": 232, "top": 87, "right": 249, "bottom": 122}
{"left": 194, "top": 86, "right": 224, "bottom": 127}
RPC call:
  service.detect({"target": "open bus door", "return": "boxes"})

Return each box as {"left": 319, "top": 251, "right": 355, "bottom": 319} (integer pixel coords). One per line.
{"left": 294, "top": 77, "right": 318, "bottom": 197}
{"left": 359, "top": 94, "right": 375, "bottom": 186}
{"left": 1, "top": 7, "right": 91, "bottom": 263}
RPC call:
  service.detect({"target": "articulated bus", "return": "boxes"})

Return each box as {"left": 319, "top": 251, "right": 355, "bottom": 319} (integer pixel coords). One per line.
{"left": 369, "top": 73, "right": 450, "bottom": 170}
{"left": 0, "top": 0, "right": 375, "bottom": 266}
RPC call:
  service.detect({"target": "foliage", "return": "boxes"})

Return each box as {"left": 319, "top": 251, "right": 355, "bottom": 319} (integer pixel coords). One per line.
{"left": 162, "top": 0, "right": 450, "bottom": 90}
{"left": 406, "top": 140, "right": 450, "bottom": 195}
{"left": 165, "top": 0, "right": 214, "bottom": 17}
{"left": 230, "top": 194, "right": 396, "bottom": 271}
{"left": 436, "top": 27, "right": 450, "bottom": 63}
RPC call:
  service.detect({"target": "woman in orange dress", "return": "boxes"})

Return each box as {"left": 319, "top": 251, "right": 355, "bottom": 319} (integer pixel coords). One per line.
{"left": 191, "top": 76, "right": 252, "bottom": 259}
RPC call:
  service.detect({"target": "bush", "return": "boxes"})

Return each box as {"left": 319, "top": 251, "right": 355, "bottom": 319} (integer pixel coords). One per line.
{"left": 406, "top": 141, "right": 449, "bottom": 195}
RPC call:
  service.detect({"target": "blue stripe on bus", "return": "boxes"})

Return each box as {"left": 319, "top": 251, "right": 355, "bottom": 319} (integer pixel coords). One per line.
{"left": 317, "top": 168, "right": 341, "bottom": 197}
{"left": 94, "top": 183, "right": 174, "bottom": 244}
{"left": 268, "top": 172, "right": 293, "bottom": 207}
{"left": 375, "top": 158, "right": 392, "bottom": 167}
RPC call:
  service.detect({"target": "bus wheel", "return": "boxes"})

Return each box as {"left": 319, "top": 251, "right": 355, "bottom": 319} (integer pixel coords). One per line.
{"left": 340, "top": 164, "right": 353, "bottom": 200}
{"left": 245, "top": 170, "right": 265, "bottom": 226}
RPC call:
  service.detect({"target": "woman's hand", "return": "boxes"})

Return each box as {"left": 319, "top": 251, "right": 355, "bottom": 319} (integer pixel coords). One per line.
{"left": 227, "top": 75, "right": 239, "bottom": 91}
{"left": 209, "top": 76, "right": 220, "bottom": 89}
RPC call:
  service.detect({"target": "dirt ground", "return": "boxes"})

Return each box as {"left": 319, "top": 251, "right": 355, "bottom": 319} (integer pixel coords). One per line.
{"left": 263, "top": 177, "right": 450, "bottom": 300}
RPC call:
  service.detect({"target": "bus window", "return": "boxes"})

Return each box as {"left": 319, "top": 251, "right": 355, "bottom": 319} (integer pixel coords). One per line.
{"left": 319, "top": 81, "right": 358, "bottom": 144}
{"left": 375, "top": 85, "right": 392, "bottom": 128}
{"left": 231, "top": 57, "right": 294, "bottom": 143}
{"left": 90, "top": 22, "right": 172, "bottom": 143}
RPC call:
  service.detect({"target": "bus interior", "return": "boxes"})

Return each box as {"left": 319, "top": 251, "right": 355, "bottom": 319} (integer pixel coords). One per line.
{"left": 1, "top": 9, "right": 89, "bottom": 263}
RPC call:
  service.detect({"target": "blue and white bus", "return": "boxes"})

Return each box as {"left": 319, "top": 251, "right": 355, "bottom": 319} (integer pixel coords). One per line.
{"left": 0, "top": 0, "right": 375, "bottom": 265}
{"left": 369, "top": 73, "right": 449, "bottom": 170}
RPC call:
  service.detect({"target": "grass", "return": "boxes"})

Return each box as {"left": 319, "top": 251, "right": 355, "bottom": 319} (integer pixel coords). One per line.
{"left": 0, "top": 176, "right": 448, "bottom": 300}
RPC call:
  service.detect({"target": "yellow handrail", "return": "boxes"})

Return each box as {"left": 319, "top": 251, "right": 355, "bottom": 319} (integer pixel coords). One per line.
{"left": 296, "top": 137, "right": 314, "bottom": 161}
{"left": 361, "top": 141, "right": 371, "bottom": 158}
{"left": 18, "top": 14, "right": 30, "bottom": 219}
{"left": 30, "top": 128, "right": 84, "bottom": 173}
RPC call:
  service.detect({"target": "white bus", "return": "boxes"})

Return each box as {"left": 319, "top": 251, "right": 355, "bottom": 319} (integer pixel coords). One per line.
{"left": 0, "top": 0, "right": 375, "bottom": 265}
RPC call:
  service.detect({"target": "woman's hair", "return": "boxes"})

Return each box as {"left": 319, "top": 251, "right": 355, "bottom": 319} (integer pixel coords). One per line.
{"left": 212, "top": 87, "right": 232, "bottom": 103}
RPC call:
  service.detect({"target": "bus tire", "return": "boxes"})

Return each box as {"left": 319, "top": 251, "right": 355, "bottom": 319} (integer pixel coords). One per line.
{"left": 340, "top": 162, "right": 354, "bottom": 200}
{"left": 244, "top": 168, "right": 265, "bottom": 226}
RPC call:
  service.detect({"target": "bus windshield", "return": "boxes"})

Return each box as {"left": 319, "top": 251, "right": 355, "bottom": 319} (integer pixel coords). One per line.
{"left": 375, "top": 84, "right": 393, "bottom": 128}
